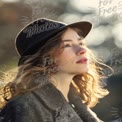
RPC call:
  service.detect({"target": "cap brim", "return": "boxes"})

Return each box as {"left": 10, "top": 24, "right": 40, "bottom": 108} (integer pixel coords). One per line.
{"left": 64, "top": 21, "right": 92, "bottom": 37}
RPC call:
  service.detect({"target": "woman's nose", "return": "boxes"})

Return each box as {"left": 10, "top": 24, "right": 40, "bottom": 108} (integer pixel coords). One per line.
{"left": 76, "top": 48, "right": 86, "bottom": 56}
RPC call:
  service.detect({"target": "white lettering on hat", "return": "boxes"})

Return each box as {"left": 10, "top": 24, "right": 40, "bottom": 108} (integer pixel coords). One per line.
{"left": 23, "top": 21, "right": 61, "bottom": 38}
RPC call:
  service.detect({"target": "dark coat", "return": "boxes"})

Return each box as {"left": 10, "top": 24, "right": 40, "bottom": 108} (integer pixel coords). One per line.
{"left": 0, "top": 82, "right": 103, "bottom": 122}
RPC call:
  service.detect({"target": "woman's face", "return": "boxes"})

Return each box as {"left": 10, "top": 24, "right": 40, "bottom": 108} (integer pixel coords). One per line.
{"left": 55, "top": 28, "right": 89, "bottom": 75}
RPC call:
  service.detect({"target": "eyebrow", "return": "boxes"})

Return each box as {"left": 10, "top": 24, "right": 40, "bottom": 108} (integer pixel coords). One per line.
{"left": 62, "top": 37, "right": 83, "bottom": 42}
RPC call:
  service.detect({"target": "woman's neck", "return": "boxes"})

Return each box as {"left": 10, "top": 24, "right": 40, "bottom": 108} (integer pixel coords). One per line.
{"left": 50, "top": 73, "right": 74, "bottom": 102}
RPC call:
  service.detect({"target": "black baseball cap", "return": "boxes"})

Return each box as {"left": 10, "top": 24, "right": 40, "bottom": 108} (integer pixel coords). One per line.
{"left": 15, "top": 18, "right": 92, "bottom": 65}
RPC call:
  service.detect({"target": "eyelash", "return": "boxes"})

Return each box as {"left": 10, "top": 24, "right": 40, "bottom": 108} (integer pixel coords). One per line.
{"left": 64, "top": 43, "right": 84, "bottom": 47}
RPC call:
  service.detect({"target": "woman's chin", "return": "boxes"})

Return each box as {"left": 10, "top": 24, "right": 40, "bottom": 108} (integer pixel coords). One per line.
{"left": 75, "top": 67, "right": 89, "bottom": 74}
{"left": 69, "top": 68, "right": 89, "bottom": 75}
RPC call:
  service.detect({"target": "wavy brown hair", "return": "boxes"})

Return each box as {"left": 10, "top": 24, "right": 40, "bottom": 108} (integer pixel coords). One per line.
{"left": 0, "top": 27, "right": 111, "bottom": 109}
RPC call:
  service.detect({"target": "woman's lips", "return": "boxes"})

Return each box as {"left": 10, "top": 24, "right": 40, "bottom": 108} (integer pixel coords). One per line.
{"left": 76, "top": 58, "right": 88, "bottom": 63}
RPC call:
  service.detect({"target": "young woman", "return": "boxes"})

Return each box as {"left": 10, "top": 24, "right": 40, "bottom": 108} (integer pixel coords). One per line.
{"left": 0, "top": 18, "right": 109, "bottom": 122}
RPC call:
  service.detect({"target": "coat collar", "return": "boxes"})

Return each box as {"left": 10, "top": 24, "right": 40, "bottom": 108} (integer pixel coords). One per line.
{"left": 31, "top": 81, "right": 102, "bottom": 122}
{"left": 31, "top": 82, "right": 66, "bottom": 111}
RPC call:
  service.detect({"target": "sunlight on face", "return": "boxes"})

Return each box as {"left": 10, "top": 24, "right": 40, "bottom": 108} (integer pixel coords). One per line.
{"left": 56, "top": 28, "right": 89, "bottom": 75}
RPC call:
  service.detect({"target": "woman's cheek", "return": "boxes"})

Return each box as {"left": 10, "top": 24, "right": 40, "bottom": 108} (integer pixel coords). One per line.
{"left": 61, "top": 52, "right": 72, "bottom": 61}
{"left": 56, "top": 49, "right": 74, "bottom": 64}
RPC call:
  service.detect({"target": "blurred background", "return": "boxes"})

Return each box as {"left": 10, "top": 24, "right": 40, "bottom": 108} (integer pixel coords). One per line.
{"left": 0, "top": 0, "right": 122, "bottom": 121}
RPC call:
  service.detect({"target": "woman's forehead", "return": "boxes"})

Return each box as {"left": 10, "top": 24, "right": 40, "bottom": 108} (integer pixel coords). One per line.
{"left": 61, "top": 28, "right": 84, "bottom": 41}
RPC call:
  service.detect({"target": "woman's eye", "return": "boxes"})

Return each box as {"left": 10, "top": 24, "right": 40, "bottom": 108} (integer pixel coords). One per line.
{"left": 79, "top": 43, "right": 84, "bottom": 46}
{"left": 63, "top": 43, "right": 85, "bottom": 48}
{"left": 64, "top": 44, "right": 72, "bottom": 47}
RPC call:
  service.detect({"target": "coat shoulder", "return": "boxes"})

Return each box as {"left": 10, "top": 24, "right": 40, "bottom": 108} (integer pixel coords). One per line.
{"left": 0, "top": 83, "right": 56, "bottom": 122}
